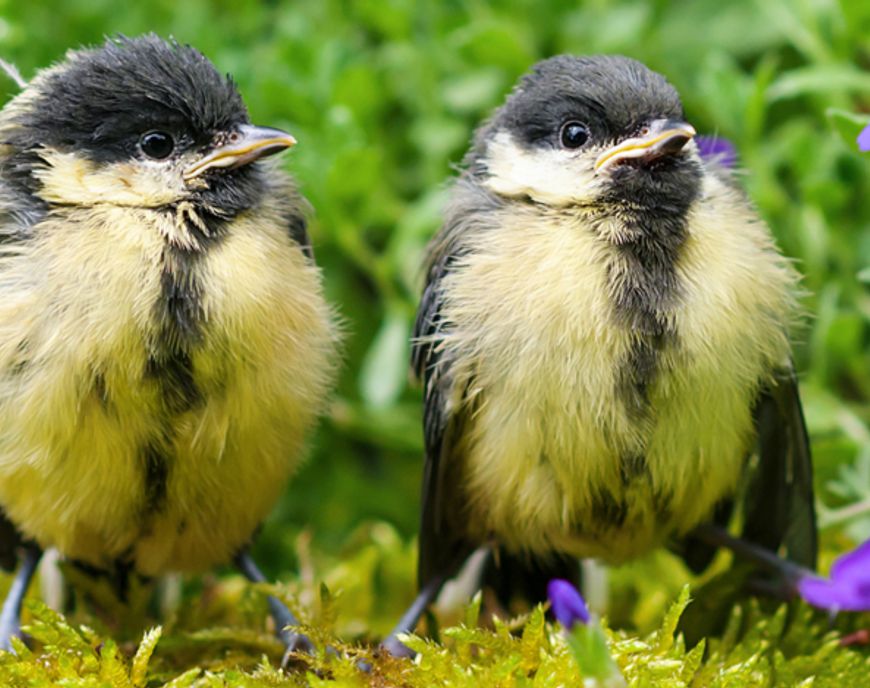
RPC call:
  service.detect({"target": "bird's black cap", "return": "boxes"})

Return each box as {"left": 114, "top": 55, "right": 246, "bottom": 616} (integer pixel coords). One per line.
{"left": 7, "top": 34, "right": 249, "bottom": 163}
{"left": 474, "top": 54, "right": 685, "bottom": 155}
{"left": 467, "top": 55, "right": 702, "bottom": 213}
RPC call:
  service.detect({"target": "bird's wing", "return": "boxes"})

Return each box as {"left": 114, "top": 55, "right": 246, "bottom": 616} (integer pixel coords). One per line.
{"left": 0, "top": 166, "right": 47, "bottom": 241}
{"left": 412, "top": 178, "right": 502, "bottom": 590}
{"left": 0, "top": 173, "right": 36, "bottom": 573}
{"left": 412, "top": 250, "right": 474, "bottom": 589}
{"left": 286, "top": 208, "right": 313, "bottom": 260}
{"left": 271, "top": 177, "right": 313, "bottom": 260}
{"left": 742, "top": 366, "right": 818, "bottom": 569}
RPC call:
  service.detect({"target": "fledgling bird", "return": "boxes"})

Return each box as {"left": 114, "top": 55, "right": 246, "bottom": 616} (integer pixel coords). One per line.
{"left": 0, "top": 35, "right": 338, "bottom": 651}
{"left": 384, "top": 55, "right": 817, "bottom": 654}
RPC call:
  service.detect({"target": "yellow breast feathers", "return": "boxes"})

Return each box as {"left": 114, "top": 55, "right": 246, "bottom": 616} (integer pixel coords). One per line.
{"left": 435, "top": 172, "right": 798, "bottom": 562}
{"left": 0, "top": 194, "right": 337, "bottom": 574}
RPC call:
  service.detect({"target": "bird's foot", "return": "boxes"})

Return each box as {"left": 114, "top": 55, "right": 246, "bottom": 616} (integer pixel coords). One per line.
{"left": 278, "top": 628, "right": 316, "bottom": 670}
{"left": 690, "top": 523, "right": 808, "bottom": 585}
{"left": 380, "top": 634, "right": 415, "bottom": 659}
{"left": 352, "top": 636, "right": 412, "bottom": 674}
{"left": 0, "top": 544, "right": 42, "bottom": 655}
{"left": 0, "top": 620, "right": 23, "bottom": 654}
{"left": 233, "top": 551, "right": 317, "bottom": 670}
{"left": 745, "top": 575, "right": 799, "bottom": 601}
{"left": 281, "top": 629, "right": 315, "bottom": 654}
{"left": 376, "top": 573, "right": 447, "bottom": 662}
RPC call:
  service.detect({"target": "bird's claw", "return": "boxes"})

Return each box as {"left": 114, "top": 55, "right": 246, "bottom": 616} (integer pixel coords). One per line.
{"left": 380, "top": 635, "right": 415, "bottom": 659}
{"left": 279, "top": 631, "right": 316, "bottom": 670}
{"left": 0, "top": 626, "right": 22, "bottom": 654}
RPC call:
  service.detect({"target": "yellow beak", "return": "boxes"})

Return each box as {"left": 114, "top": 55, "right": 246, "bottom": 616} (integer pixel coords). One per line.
{"left": 594, "top": 120, "right": 696, "bottom": 174}
{"left": 184, "top": 124, "right": 297, "bottom": 181}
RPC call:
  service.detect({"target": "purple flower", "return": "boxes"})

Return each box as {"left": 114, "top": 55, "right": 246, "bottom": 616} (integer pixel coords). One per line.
{"left": 797, "top": 538, "right": 870, "bottom": 612}
{"left": 858, "top": 124, "right": 870, "bottom": 152}
{"left": 695, "top": 135, "right": 737, "bottom": 167}
{"left": 547, "top": 579, "right": 590, "bottom": 629}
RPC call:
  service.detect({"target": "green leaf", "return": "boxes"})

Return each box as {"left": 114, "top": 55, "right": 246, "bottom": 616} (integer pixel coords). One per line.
{"left": 565, "top": 622, "right": 625, "bottom": 686}
{"left": 464, "top": 591, "right": 483, "bottom": 630}
{"left": 767, "top": 66, "right": 870, "bottom": 101}
{"left": 826, "top": 108, "right": 870, "bottom": 149}
{"left": 655, "top": 585, "right": 691, "bottom": 653}
{"left": 520, "top": 605, "right": 546, "bottom": 672}
{"left": 163, "top": 668, "right": 205, "bottom": 687}
{"left": 131, "top": 626, "right": 162, "bottom": 687}
{"left": 359, "top": 305, "right": 411, "bottom": 409}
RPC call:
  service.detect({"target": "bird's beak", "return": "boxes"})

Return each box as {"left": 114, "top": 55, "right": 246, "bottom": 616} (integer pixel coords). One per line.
{"left": 183, "top": 124, "right": 297, "bottom": 181}
{"left": 594, "top": 119, "right": 696, "bottom": 174}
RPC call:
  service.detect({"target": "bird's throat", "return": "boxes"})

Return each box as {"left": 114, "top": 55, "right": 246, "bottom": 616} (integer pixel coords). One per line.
{"left": 601, "top": 208, "right": 690, "bottom": 421}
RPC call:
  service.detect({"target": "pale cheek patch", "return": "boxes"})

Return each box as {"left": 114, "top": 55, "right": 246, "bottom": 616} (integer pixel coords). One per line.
{"left": 482, "top": 131, "right": 602, "bottom": 206}
{"left": 33, "top": 149, "right": 185, "bottom": 208}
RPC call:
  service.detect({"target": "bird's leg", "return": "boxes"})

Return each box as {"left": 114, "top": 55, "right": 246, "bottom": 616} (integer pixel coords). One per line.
{"left": 0, "top": 543, "right": 43, "bottom": 652}
{"left": 233, "top": 550, "right": 314, "bottom": 662}
{"left": 691, "top": 523, "right": 810, "bottom": 589}
{"left": 380, "top": 573, "right": 448, "bottom": 658}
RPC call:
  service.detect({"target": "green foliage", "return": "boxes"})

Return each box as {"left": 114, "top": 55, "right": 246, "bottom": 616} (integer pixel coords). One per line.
{"left": 0, "top": 0, "right": 869, "bottom": 685}
{"left": 1, "top": 569, "right": 869, "bottom": 687}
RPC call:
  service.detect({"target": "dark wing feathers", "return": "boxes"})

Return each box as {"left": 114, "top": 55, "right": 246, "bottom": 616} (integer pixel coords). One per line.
{"left": 413, "top": 178, "right": 502, "bottom": 589}
{"left": 413, "top": 250, "right": 472, "bottom": 589}
{"left": 287, "top": 212, "right": 313, "bottom": 260}
{"left": 678, "top": 497, "right": 734, "bottom": 574}
{"left": 743, "top": 368, "right": 817, "bottom": 569}
{"left": 483, "top": 549, "right": 582, "bottom": 609}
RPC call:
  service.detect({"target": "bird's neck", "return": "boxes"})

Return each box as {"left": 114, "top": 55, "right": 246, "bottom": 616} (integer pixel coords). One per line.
{"left": 156, "top": 201, "right": 230, "bottom": 253}
{"left": 585, "top": 200, "right": 694, "bottom": 419}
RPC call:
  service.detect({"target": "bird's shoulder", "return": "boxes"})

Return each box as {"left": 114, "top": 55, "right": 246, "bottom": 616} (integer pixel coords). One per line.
{"left": 413, "top": 174, "right": 504, "bottom": 585}
{"left": 259, "top": 165, "right": 314, "bottom": 260}
{"left": 0, "top": 162, "right": 47, "bottom": 241}
{"left": 412, "top": 175, "right": 503, "bottom": 377}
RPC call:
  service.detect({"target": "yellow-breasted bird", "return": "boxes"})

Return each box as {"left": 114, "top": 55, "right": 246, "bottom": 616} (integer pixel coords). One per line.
{"left": 0, "top": 35, "right": 338, "bottom": 651}
{"left": 384, "top": 55, "right": 817, "bottom": 654}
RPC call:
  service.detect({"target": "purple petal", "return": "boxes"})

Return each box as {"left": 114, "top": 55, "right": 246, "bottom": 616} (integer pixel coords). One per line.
{"left": 797, "top": 538, "right": 870, "bottom": 613}
{"left": 695, "top": 135, "right": 737, "bottom": 167}
{"left": 830, "top": 537, "right": 870, "bottom": 586}
{"left": 547, "top": 578, "right": 590, "bottom": 628}
{"left": 858, "top": 124, "right": 870, "bottom": 153}
{"left": 798, "top": 575, "right": 870, "bottom": 612}
{"left": 798, "top": 576, "right": 845, "bottom": 610}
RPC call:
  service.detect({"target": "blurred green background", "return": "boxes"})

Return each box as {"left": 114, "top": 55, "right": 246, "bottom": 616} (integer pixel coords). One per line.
{"left": 0, "top": 0, "right": 868, "bottom": 615}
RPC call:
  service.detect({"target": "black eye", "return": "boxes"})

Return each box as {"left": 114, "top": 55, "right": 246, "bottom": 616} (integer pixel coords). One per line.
{"left": 560, "top": 121, "right": 589, "bottom": 149}
{"left": 140, "top": 131, "right": 175, "bottom": 160}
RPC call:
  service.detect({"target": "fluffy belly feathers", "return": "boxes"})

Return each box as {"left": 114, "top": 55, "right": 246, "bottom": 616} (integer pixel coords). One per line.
{"left": 436, "top": 180, "right": 797, "bottom": 562}
{"left": 0, "top": 205, "right": 336, "bottom": 574}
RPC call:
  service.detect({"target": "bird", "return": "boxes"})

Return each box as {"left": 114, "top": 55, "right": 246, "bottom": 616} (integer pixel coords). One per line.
{"left": 0, "top": 35, "right": 338, "bottom": 652}
{"left": 383, "top": 54, "right": 817, "bottom": 654}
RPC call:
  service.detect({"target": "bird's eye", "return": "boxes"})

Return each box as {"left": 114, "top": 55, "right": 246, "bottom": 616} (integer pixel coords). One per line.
{"left": 140, "top": 131, "right": 175, "bottom": 160}
{"left": 560, "top": 121, "right": 589, "bottom": 149}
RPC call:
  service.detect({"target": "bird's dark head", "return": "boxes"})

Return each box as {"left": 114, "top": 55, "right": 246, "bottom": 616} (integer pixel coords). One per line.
{"left": 469, "top": 55, "right": 703, "bottom": 215}
{"left": 0, "top": 34, "right": 295, "bottom": 219}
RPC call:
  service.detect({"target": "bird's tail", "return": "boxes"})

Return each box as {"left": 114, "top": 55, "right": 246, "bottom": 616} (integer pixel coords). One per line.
{"left": 481, "top": 548, "right": 582, "bottom": 613}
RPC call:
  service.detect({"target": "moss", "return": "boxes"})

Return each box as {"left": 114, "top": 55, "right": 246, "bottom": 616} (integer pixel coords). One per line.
{"left": 1, "top": 528, "right": 868, "bottom": 687}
